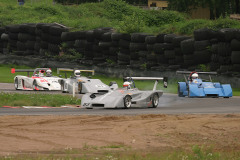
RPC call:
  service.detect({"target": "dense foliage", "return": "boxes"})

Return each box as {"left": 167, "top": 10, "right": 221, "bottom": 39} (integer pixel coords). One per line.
{"left": 168, "top": 0, "right": 240, "bottom": 19}
{"left": 0, "top": 0, "right": 240, "bottom": 35}
{"left": 54, "top": 0, "right": 148, "bottom": 5}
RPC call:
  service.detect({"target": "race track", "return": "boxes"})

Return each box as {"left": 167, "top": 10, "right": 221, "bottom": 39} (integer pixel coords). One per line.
{"left": 1, "top": 83, "right": 240, "bottom": 115}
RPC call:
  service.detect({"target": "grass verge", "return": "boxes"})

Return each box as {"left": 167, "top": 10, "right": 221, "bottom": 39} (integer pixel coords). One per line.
{"left": 0, "top": 93, "right": 81, "bottom": 107}
{"left": 1, "top": 145, "right": 240, "bottom": 160}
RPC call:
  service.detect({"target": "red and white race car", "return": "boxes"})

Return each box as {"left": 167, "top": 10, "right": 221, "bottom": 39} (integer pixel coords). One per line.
{"left": 12, "top": 68, "right": 62, "bottom": 91}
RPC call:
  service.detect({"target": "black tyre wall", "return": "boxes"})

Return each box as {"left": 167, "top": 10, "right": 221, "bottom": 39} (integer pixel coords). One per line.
{"left": 181, "top": 39, "right": 195, "bottom": 55}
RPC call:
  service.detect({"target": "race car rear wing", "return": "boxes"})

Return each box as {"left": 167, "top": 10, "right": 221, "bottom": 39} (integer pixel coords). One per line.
{"left": 176, "top": 71, "right": 218, "bottom": 82}
{"left": 11, "top": 68, "right": 35, "bottom": 77}
{"left": 57, "top": 68, "right": 95, "bottom": 77}
{"left": 11, "top": 68, "right": 51, "bottom": 77}
{"left": 176, "top": 71, "right": 217, "bottom": 75}
{"left": 123, "top": 77, "right": 168, "bottom": 91}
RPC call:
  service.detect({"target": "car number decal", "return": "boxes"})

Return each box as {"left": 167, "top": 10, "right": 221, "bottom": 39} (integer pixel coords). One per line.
{"left": 83, "top": 103, "right": 90, "bottom": 107}
{"left": 95, "top": 84, "right": 106, "bottom": 88}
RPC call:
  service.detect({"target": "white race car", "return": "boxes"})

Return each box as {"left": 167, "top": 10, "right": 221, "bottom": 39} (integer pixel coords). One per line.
{"left": 12, "top": 68, "right": 62, "bottom": 91}
{"left": 57, "top": 68, "right": 116, "bottom": 94}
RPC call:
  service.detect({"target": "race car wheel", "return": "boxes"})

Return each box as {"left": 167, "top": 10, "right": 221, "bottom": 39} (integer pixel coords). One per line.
{"left": 78, "top": 82, "right": 82, "bottom": 94}
{"left": 178, "top": 84, "right": 184, "bottom": 97}
{"left": 14, "top": 78, "right": 19, "bottom": 90}
{"left": 61, "top": 82, "right": 67, "bottom": 93}
{"left": 32, "top": 80, "right": 38, "bottom": 91}
{"left": 151, "top": 93, "right": 159, "bottom": 108}
{"left": 123, "top": 95, "right": 132, "bottom": 109}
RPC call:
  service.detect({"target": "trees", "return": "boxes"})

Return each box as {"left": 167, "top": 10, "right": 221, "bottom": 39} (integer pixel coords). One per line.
{"left": 167, "top": 0, "right": 240, "bottom": 19}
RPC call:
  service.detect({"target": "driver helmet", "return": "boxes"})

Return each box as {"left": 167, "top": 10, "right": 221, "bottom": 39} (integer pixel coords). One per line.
{"left": 46, "top": 69, "right": 52, "bottom": 76}
{"left": 74, "top": 70, "right": 81, "bottom": 77}
{"left": 123, "top": 81, "right": 131, "bottom": 89}
{"left": 192, "top": 73, "right": 199, "bottom": 79}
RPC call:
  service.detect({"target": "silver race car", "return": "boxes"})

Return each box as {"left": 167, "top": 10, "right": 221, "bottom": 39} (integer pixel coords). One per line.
{"left": 57, "top": 68, "right": 117, "bottom": 94}
{"left": 12, "top": 68, "right": 62, "bottom": 91}
{"left": 81, "top": 77, "right": 168, "bottom": 109}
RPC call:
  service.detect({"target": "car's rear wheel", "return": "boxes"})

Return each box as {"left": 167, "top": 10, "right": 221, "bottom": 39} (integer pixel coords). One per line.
{"left": 123, "top": 95, "right": 132, "bottom": 109}
{"left": 14, "top": 78, "right": 19, "bottom": 90}
{"left": 151, "top": 93, "right": 159, "bottom": 108}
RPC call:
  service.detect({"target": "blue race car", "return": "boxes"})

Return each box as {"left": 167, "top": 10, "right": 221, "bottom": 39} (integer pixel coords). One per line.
{"left": 177, "top": 71, "right": 232, "bottom": 98}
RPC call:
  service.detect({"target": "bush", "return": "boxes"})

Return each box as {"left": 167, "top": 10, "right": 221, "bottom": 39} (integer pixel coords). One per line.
{"left": 176, "top": 19, "right": 211, "bottom": 35}
{"left": 116, "top": 12, "right": 145, "bottom": 33}
{"left": 146, "top": 10, "right": 186, "bottom": 27}
{"left": 209, "top": 17, "right": 240, "bottom": 30}
{"left": 103, "top": 0, "right": 133, "bottom": 21}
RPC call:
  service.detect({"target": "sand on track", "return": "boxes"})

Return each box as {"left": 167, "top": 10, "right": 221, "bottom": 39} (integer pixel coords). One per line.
{"left": 0, "top": 114, "right": 240, "bottom": 155}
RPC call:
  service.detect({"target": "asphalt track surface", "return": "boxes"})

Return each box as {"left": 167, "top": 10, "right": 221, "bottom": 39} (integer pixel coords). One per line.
{"left": 0, "top": 83, "right": 240, "bottom": 115}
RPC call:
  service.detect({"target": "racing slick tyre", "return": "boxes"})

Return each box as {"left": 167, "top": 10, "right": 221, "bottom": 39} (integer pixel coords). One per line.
{"left": 32, "top": 80, "right": 38, "bottom": 91}
{"left": 78, "top": 82, "right": 82, "bottom": 94}
{"left": 61, "top": 82, "right": 67, "bottom": 93}
{"left": 14, "top": 78, "right": 19, "bottom": 90}
{"left": 151, "top": 93, "right": 159, "bottom": 108}
{"left": 123, "top": 95, "right": 132, "bottom": 109}
{"left": 178, "top": 84, "right": 184, "bottom": 97}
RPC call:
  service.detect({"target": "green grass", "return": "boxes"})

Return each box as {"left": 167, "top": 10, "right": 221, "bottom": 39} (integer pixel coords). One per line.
{"left": 0, "top": 0, "right": 240, "bottom": 34}
{"left": 1, "top": 145, "right": 240, "bottom": 160}
{"left": 0, "top": 92, "right": 81, "bottom": 107}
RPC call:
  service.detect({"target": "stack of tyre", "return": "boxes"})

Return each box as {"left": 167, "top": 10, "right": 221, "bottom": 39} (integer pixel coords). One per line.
{"left": 163, "top": 34, "right": 177, "bottom": 66}
{"left": 181, "top": 38, "right": 195, "bottom": 67}
{"left": 216, "top": 29, "right": 236, "bottom": 73}
{"left": 172, "top": 36, "right": 191, "bottom": 66}
{"left": 97, "top": 28, "right": 114, "bottom": 65}
{"left": 0, "top": 27, "right": 7, "bottom": 54}
{"left": 193, "top": 28, "right": 215, "bottom": 67}
{"left": 130, "top": 33, "right": 149, "bottom": 69}
{"left": 61, "top": 30, "right": 85, "bottom": 61}
{"left": 109, "top": 33, "right": 122, "bottom": 65}
{"left": 83, "top": 30, "right": 95, "bottom": 64}
{"left": 48, "top": 24, "right": 68, "bottom": 56}
{"left": 74, "top": 31, "right": 87, "bottom": 57}
{"left": 37, "top": 23, "right": 68, "bottom": 57}
{"left": 153, "top": 34, "right": 168, "bottom": 67}
{"left": 17, "top": 23, "right": 37, "bottom": 56}
{"left": 36, "top": 23, "right": 49, "bottom": 56}
{"left": 118, "top": 33, "right": 131, "bottom": 66}
{"left": 145, "top": 35, "right": 157, "bottom": 69}
{"left": 5, "top": 25, "right": 21, "bottom": 55}
{"left": 93, "top": 27, "right": 112, "bottom": 65}
{"left": 230, "top": 30, "right": 240, "bottom": 72}
{"left": 210, "top": 42, "right": 220, "bottom": 71}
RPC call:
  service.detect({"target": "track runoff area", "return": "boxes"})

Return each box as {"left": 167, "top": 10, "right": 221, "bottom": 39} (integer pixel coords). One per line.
{"left": 0, "top": 83, "right": 240, "bottom": 115}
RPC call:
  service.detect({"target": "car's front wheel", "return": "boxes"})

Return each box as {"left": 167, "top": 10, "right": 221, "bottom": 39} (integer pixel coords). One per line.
{"left": 14, "top": 78, "right": 19, "bottom": 90}
{"left": 61, "top": 82, "right": 67, "bottom": 93}
{"left": 178, "top": 84, "right": 184, "bottom": 97}
{"left": 32, "top": 80, "right": 38, "bottom": 91}
{"left": 151, "top": 93, "right": 159, "bottom": 108}
{"left": 123, "top": 95, "right": 132, "bottom": 109}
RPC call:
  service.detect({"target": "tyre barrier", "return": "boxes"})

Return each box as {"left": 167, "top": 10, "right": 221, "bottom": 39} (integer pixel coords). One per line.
{"left": 1, "top": 24, "right": 240, "bottom": 73}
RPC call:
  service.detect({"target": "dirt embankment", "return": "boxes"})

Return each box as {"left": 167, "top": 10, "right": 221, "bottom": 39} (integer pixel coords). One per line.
{"left": 0, "top": 114, "right": 240, "bottom": 155}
